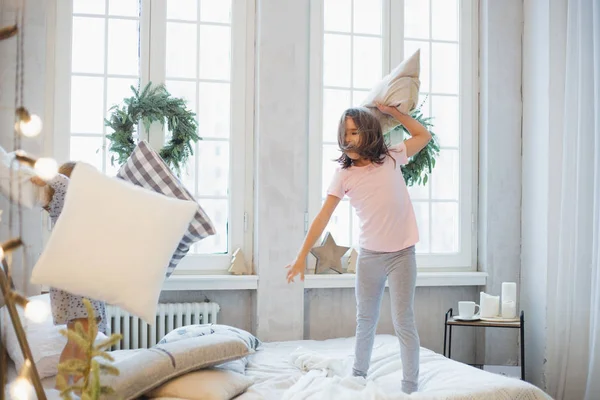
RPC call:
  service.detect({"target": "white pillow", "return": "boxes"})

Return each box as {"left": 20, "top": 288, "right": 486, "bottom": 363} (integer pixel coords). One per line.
{"left": 0, "top": 293, "right": 107, "bottom": 379}
{"left": 30, "top": 163, "right": 197, "bottom": 323}
{"left": 147, "top": 369, "right": 253, "bottom": 400}
{"left": 361, "top": 49, "right": 421, "bottom": 133}
{"left": 0, "top": 145, "right": 42, "bottom": 208}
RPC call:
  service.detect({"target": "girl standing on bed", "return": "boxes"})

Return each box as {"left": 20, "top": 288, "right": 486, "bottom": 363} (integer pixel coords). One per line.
{"left": 286, "top": 103, "right": 431, "bottom": 394}
{"left": 31, "top": 162, "right": 107, "bottom": 386}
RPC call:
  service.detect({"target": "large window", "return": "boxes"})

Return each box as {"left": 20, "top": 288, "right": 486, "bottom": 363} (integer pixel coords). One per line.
{"left": 52, "top": 0, "right": 253, "bottom": 273}
{"left": 308, "top": 0, "right": 477, "bottom": 270}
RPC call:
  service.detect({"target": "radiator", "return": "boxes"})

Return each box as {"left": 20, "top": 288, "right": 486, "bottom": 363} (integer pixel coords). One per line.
{"left": 105, "top": 302, "right": 220, "bottom": 350}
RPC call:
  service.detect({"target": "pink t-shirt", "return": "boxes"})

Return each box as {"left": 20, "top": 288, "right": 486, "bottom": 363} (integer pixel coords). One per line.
{"left": 327, "top": 142, "right": 419, "bottom": 252}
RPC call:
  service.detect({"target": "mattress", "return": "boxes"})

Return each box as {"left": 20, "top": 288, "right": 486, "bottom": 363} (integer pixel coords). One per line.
{"left": 238, "top": 334, "right": 552, "bottom": 400}
{"left": 3, "top": 335, "right": 552, "bottom": 400}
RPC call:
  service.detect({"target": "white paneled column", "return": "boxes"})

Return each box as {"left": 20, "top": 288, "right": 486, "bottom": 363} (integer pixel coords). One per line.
{"left": 478, "top": 0, "right": 523, "bottom": 366}
{"left": 253, "top": 0, "right": 310, "bottom": 341}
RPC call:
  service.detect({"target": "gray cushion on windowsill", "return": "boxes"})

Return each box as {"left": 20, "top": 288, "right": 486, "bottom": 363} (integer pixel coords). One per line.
{"left": 100, "top": 334, "right": 251, "bottom": 400}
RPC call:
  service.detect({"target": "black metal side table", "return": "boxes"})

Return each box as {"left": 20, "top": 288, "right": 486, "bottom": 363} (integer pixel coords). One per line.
{"left": 443, "top": 308, "right": 525, "bottom": 380}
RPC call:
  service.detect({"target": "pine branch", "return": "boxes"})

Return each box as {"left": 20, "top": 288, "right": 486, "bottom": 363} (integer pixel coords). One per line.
{"left": 57, "top": 299, "right": 121, "bottom": 400}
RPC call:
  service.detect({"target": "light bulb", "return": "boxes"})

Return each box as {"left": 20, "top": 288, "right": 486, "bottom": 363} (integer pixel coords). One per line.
{"left": 18, "top": 114, "right": 43, "bottom": 137}
{"left": 10, "top": 377, "right": 34, "bottom": 400}
{"left": 34, "top": 158, "right": 58, "bottom": 181}
{"left": 24, "top": 300, "right": 50, "bottom": 323}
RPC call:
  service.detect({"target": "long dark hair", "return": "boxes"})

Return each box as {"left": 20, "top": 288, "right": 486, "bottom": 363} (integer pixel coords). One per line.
{"left": 336, "top": 107, "right": 392, "bottom": 169}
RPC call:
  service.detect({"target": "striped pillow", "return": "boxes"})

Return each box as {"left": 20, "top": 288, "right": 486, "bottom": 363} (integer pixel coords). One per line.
{"left": 116, "top": 141, "right": 216, "bottom": 277}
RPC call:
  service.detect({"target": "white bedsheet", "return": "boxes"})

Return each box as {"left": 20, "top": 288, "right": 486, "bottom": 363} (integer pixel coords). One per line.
{"left": 238, "top": 335, "right": 552, "bottom": 400}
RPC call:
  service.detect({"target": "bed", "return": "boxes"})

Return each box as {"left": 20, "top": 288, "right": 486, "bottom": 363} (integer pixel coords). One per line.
{"left": 238, "top": 334, "right": 552, "bottom": 400}
{"left": 4, "top": 330, "right": 552, "bottom": 400}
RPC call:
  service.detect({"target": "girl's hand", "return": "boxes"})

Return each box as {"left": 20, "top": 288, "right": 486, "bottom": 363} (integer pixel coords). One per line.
{"left": 286, "top": 259, "right": 306, "bottom": 283}
{"left": 30, "top": 176, "right": 47, "bottom": 187}
{"left": 375, "top": 102, "right": 402, "bottom": 116}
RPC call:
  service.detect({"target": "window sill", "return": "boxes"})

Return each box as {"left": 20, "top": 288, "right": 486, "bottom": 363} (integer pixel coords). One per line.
{"left": 304, "top": 271, "right": 488, "bottom": 289}
{"left": 162, "top": 274, "right": 258, "bottom": 291}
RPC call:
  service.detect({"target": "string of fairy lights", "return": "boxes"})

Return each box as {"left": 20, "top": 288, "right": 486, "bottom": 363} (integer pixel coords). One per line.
{"left": 1, "top": 0, "right": 57, "bottom": 399}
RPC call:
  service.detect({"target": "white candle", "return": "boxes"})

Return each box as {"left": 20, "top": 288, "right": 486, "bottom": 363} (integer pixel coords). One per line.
{"left": 502, "top": 282, "right": 517, "bottom": 303}
{"left": 502, "top": 300, "right": 517, "bottom": 319}
{"left": 480, "top": 292, "right": 500, "bottom": 317}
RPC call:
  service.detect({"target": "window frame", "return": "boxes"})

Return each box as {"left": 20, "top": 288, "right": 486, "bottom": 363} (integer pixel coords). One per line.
{"left": 307, "top": 0, "right": 479, "bottom": 271}
{"left": 51, "top": 0, "right": 255, "bottom": 274}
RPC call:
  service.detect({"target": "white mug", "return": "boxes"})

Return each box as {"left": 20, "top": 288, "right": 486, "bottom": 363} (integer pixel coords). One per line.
{"left": 458, "top": 301, "right": 480, "bottom": 318}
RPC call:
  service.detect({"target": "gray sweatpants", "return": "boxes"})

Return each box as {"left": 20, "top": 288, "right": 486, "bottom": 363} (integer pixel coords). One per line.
{"left": 352, "top": 245, "right": 420, "bottom": 394}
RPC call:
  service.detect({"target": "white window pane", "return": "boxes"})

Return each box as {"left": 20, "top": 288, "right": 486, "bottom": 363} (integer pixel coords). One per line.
{"left": 352, "top": 90, "right": 369, "bottom": 106}
{"left": 73, "top": 0, "right": 105, "bottom": 15}
{"left": 432, "top": 42, "right": 458, "bottom": 94}
{"left": 201, "top": 0, "right": 232, "bottom": 23}
{"left": 197, "top": 140, "right": 229, "bottom": 197}
{"left": 106, "top": 78, "right": 139, "bottom": 115}
{"left": 71, "top": 76, "right": 104, "bottom": 133}
{"left": 431, "top": 149, "right": 459, "bottom": 200}
{"left": 324, "top": 0, "right": 351, "bottom": 32}
{"left": 198, "top": 82, "right": 230, "bottom": 138}
{"left": 179, "top": 152, "right": 197, "bottom": 195}
{"left": 199, "top": 25, "right": 231, "bottom": 80}
{"left": 323, "top": 89, "right": 351, "bottom": 143}
{"left": 324, "top": 34, "right": 351, "bottom": 87}
{"left": 324, "top": 199, "right": 351, "bottom": 248}
{"left": 70, "top": 136, "right": 103, "bottom": 172}
{"left": 107, "top": 19, "right": 140, "bottom": 76}
{"left": 408, "top": 181, "right": 429, "bottom": 200}
{"left": 431, "top": 95, "right": 459, "bottom": 147}
{"left": 432, "top": 0, "right": 458, "bottom": 41}
{"left": 413, "top": 201, "right": 430, "bottom": 253}
{"left": 165, "top": 80, "right": 198, "bottom": 115}
{"left": 108, "top": 0, "right": 139, "bottom": 17}
{"left": 167, "top": 0, "right": 197, "bottom": 21}
{"left": 72, "top": 17, "right": 105, "bottom": 74}
{"left": 404, "top": 40, "right": 429, "bottom": 92}
{"left": 166, "top": 22, "right": 197, "bottom": 79}
{"left": 353, "top": 0, "right": 382, "bottom": 35}
{"left": 417, "top": 94, "right": 431, "bottom": 118}
{"left": 404, "top": 0, "right": 429, "bottom": 39}
{"left": 322, "top": 144, "right": 341, "bottom": 197}
{"left": 431, "top": 202, "right": 459, "bottom": 253}
{"left": 353, "top": 36, "right": 382, "bottom": 89}
{"left": 193, "top": 199, "right": 228, "bottom": 254}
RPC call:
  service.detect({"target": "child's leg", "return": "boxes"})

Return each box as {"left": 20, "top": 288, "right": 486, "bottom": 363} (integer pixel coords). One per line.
{"left": 52, "top": 291, "right": 106, "bottom": 388}
{"left": 386, "top": 246, "right": 419, "bottom": 394}
{"left": 57, "top": 318, "right": 91, "bottom": 385}
{"left": 352, "top": 250, "right": 387, "bottom": 377}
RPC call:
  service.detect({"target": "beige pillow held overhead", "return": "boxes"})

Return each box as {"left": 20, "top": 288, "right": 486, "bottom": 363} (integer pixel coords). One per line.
{"left": 361, "top": 49, "right": 421, "bottom": 133}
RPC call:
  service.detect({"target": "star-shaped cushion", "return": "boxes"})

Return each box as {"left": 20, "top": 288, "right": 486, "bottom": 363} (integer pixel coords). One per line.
{"left": 310, "top": 232, "right": 350, "bottom": 274}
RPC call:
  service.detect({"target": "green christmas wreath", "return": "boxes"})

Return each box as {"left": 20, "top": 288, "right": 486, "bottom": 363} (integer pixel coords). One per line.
{"left": 383, "top": 100, "right": 440, "bottom": 186}
{"left": 105, "top": 82, "right": 200, "bottom": 175}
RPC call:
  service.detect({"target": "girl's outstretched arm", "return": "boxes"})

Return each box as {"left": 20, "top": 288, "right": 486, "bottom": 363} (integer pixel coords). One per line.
{"left": 376, "top": 102, "right": 432, "bottom": 157}
{"left": 286, "top": 194, "right": 341, "bottom": 283}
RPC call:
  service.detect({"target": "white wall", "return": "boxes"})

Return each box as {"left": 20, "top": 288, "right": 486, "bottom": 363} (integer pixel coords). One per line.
{"left": 0, "top": 0, "right": 48, "bottom": 300}
{"left": 305, "top": 287, "right": 480, "bottom": 364}
{"left": 521, "top": 0, "right": 567, "bottom": 389}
